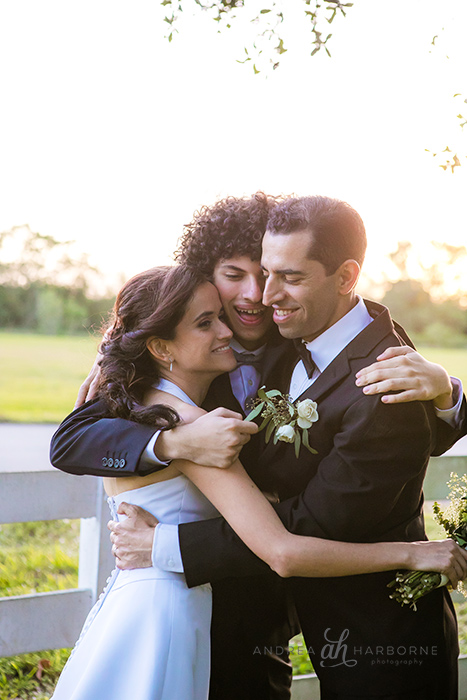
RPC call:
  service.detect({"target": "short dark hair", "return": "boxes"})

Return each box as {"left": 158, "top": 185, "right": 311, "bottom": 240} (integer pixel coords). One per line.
{"left": 266, "top": 195, "right": 367, "bottom": 275}
{"left": 175, "top": 192, "right": 281, "bottom": 278}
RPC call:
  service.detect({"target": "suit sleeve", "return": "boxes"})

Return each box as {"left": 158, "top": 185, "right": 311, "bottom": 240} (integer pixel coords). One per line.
{"left": 179, "top": 396, "right": 435, "bottom": 587}
{"left": 50, "top": 399, "right": 166, "bottom": 477}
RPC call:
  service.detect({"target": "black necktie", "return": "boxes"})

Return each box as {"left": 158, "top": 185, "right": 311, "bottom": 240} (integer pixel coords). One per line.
{"left": 293, "top": 339, "right": 316, "bottom": 379}
{"left": 233, "top": 351, "right": 263, "bottom": 372}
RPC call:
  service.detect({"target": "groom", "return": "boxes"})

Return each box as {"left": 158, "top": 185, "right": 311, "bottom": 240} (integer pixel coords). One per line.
{"left": 51, "top": 194, "right": 466, "bottom": 699}
{"left": 108, "top": 196, "right": 465, "bottom": 699}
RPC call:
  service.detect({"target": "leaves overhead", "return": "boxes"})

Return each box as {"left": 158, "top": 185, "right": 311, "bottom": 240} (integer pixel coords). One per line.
{"left": 159, "top": 1, "right": 353, "bottom": 72}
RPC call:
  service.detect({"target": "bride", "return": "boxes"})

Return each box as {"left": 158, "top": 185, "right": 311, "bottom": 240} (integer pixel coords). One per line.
{"left": 51, "top": 265, "right": 467, "bottom": 700}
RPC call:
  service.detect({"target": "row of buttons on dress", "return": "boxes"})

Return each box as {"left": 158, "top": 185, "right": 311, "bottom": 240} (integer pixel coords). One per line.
{"left": 101, "top": 457, "right": 126, "bottom": 468}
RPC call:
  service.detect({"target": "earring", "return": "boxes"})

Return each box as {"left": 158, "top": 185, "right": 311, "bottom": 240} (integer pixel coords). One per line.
{"left": 169, "top": 359, "right": 173, "bottom": 372}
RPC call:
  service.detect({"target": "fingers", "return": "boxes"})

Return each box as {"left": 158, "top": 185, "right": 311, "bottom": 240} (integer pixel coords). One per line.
{"left": 210, "top": 407, "right": 243, "bottom": 420}
{"left": 237, "top": 419, "right": 259, "bottom": 435}
{"left": 376, "top": 346, "right": 415, "bottom": 361}
{"left": 85, "top": 375, "right": 101, "bottom": 402}
{"left": 117, "top": 501, "right": 135, "bottom": 517}
{"left": 74, "top": 381, "right": 91, "bottom": 409}
{"left": 439, "top": 541, "right": 467, "bottom": 588}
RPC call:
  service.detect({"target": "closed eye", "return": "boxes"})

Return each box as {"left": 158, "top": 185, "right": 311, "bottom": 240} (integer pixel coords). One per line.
{"left": 198, "top": 319, "right": 212, "bottom": 329}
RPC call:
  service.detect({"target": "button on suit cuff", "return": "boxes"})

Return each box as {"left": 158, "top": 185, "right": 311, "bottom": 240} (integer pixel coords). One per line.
{"left": 152, "top": 524, "right": 184, "bottom": 572}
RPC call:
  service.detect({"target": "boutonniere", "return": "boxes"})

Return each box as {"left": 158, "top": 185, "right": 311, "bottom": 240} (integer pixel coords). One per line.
{"left": 245, "top": 387, "right": 319, "bottom": 458}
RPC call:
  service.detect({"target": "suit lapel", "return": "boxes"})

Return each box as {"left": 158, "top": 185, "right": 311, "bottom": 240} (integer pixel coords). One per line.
{"left": 258, "top": 301, "right": 397, "bottom": 462}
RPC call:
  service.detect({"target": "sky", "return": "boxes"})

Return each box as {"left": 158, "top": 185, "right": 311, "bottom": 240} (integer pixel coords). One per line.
{"left": 1, "top": 0, "right": 466, "bottom": 296}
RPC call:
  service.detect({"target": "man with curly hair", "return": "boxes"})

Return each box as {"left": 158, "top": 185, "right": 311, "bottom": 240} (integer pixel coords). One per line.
{"left": 51, "top": 193, "right": 463, "bottom": 700}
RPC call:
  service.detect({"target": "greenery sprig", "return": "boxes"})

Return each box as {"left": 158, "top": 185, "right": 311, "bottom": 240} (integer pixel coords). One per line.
{"left": 245, "top": 386, "right": 318, "bottom": 458}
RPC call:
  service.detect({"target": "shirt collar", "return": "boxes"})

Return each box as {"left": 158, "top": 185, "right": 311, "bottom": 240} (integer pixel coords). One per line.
{"left": 230, "top": 338, "right": 266, "bottom": 357}
{"left": 304, "top": 296, "right": 373, "bottom": 374}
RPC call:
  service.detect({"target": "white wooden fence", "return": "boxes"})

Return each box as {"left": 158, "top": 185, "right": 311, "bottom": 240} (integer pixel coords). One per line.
{"left": 0, "top": 446, "right": 466, "bottom": 698}
{"left": 0, "top": 470, "right": 113, "bottom": 656}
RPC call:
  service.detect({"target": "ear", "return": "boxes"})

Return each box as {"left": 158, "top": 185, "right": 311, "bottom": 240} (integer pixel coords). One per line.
{"left": 146, "top": 337, "right": 172, "bottom": 364}
{"left": 336, "top": 259, "right": 360, "bottom": 296}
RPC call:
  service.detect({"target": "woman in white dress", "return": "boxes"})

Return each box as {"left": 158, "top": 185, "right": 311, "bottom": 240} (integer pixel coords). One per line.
{"left": 51, "top": 265, "right": 467, "bottom": 700}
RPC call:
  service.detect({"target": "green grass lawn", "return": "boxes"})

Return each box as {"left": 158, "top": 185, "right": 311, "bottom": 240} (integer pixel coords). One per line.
{"left": 0, "top": 332, "right": 99, "bottom": 422}
{"left": 1, "top": 330, "right": 466, "bottom": 424}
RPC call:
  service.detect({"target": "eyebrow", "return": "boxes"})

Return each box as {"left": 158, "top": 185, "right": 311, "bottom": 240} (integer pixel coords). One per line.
{"left": 193, "top": 310, "right": 215, "bottom": 323}
{"left": 260, "top": 264, "right": 303, "bottom": 276}
{"left": 220, "top": 264, "right": 245, "bottom": 273}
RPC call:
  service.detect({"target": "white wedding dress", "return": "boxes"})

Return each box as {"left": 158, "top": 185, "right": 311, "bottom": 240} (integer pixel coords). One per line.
{"left": 51, "top": 380, "right": 219, "bottom": 700}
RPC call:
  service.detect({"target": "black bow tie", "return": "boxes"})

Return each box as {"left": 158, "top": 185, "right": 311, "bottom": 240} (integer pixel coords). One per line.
{"left": 293, "top": 339, "right": 316, "bottom": 379}
{"left": 233, "top": 350, "right": 263, "bottom": 372}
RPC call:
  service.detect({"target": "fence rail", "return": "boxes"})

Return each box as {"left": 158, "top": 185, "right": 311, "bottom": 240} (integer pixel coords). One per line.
{"left": 0, "top": 469, "right": 114, "bottom": 657}
{"left": 0, "top": 448, "right": 466, "bottom": 697}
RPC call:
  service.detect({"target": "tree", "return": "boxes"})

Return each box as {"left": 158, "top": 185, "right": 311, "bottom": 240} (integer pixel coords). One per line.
{"left": 380, "top": 240, "right": 467, "bottom": 347}
{"left": 0, "top": 225, "right": 114, "bottom": 334}
{"left": 161, "top": 0, "right": 353, "bottom": 71}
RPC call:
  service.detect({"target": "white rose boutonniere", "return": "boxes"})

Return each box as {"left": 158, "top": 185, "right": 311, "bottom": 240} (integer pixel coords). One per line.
{"left": 245, "top": 387, "right": 318, "bottom": 458}
{"left": 296, "top": 399, "right": 319, "bottom": 429}
{"left": 275, "top": 425, "right": 296, "bottom": 443}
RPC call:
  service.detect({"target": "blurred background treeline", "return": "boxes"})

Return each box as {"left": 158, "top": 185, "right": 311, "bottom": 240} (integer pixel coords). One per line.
{"left": 0, "top": 225, "right": 115, "bottom": 335}
{"left": 1, "top": 223, "right": 466, "bottom": 345}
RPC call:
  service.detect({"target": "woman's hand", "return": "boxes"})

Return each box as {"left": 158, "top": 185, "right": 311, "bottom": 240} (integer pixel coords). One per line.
{"left": 408, "top": 539, "right": 467, "bottom": 588}
{"left": 355, "top": 346, "right": 454, "bottom": 408}
{"left": 155, "top": 408, "right": 258, "bottom": 468}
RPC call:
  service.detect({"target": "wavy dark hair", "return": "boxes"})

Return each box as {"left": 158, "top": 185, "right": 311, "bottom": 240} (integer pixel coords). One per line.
{"left": 175, "top": 192, "right": 282, "bottom": 278}
{"left": 267, "top": 195, "right": 367, "bottom": 275}
{"left": 98, "top": 265, "right": 206, "bottom": 428}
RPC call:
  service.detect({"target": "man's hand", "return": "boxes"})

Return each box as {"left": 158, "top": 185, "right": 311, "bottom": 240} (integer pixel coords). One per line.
{"left": 108, "top": 502, "right": 158, "bottom": 570}
{"left": 155, "top": 407, "right": 259, "bottom": 468}
{"left": 355, "top": 346, "right": 454, "bottom": 408}
{"left": 74, "top": 351, "right": 103, "bottom": 408}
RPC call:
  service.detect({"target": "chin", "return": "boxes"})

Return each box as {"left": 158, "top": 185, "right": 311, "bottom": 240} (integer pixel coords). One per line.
{"left": 276, "top": 326, "right": 299, "bottom": 339}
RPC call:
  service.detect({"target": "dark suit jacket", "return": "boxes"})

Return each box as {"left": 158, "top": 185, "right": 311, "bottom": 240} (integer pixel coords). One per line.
{"left": 175, "top": 301, "right": 464, "bottom": 697}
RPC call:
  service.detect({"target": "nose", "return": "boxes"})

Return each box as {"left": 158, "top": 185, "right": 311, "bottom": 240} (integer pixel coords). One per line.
{"left": 217, "top": 319, "right": 233, "bottom": 341}
{"left": 262, "top": 276, "right": 282, "bottom": 307}
{"left": 243, "top": 275, "right": 264, "bottom": 304}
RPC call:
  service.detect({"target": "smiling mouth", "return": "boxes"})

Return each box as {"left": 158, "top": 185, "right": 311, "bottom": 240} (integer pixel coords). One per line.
{"left": 273, "top": 308, "right": 297, "bottom": 322}
{"left": 212, "top": 344, "right": 233, "bottom": 354}
{"left": 235, "top": 307, "right": 266, "bottom": 325}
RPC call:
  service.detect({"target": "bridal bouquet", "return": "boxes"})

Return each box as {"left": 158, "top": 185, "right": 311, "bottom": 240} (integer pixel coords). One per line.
{"left": 388, "top": 473, "right": 467, "bottom": 611}
{"left": 245, "top": 386, "right": 318, "bottom": 458}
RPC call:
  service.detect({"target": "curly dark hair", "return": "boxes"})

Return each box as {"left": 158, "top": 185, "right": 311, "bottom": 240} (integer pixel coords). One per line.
{"left": 175, "top": 192, "right": 282, "bottom": 278}
{"left": 98, "top": 265, "right": 206, "bottom": 428}
{"left": 267, "top": 195, "right": 367, "bottom": 275}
